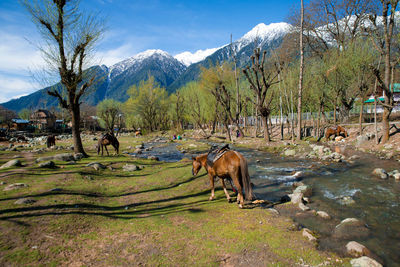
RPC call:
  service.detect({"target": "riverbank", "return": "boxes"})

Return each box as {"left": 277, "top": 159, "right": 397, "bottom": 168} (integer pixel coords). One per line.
{"left": 0, "top": 135, "right": 348, "bottom": 266}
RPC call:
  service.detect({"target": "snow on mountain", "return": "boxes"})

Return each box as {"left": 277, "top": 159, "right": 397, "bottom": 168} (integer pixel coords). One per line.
{"left": 108, "top": 49, "right": 175, "bottom": 80}
{"left": 174, "top": 47, "right": 221, "bottom": 66}
{"left": 236, "top": 22, "right": 292, "bottom": 50}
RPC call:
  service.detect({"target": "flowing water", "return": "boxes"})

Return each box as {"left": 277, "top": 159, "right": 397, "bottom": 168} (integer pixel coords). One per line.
{"left": 132, "top": 140, "right": 400, "bottom": 266}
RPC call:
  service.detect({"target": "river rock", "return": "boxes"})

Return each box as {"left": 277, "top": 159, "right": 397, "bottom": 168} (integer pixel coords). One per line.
{"left": 339, "top": 196, "right": 356, "bottom": 205}
{"left": 0, "top": 159, "right": 22, "bottom": 169}
{"left": 394, "top": 173, "right": 400, "bottom": 180}
{"left": 4, "top": 183, "right": 28, "bottom": 191}
{"left": 372, "top": 168, "right": 388, "bottom": 179}
{"left": 335, "top": 136, "right": 344, "bottom": 142}
{"left": 147, "top": 156, "right": 159, "bottom": 161}
{"left": 135, "top": 144, "right": 144, "bottom": 149}
{"left": 298, "top": 202, "right": 310, "bottom": 211}
{"left": 316, "top": 211, "right": 331, "bottom": 219}
{"left": 356, "top": 135, "right": 369, "bottom": 146}
{"left": 284, "top": 149, "right": 296, "bottom": 156}
{"left": 123, "top": 164, "right": 140, "bottom": 171}
{"left": 290, "top": 192, "right": 304, "bottom": 204}
{"left": 346, "top": 241, "right": 371, "bottom": 257}
{"left": 313, "top": 145, "right": 324, "bottom": 155}
{"left": 302, "top": 228, "right": 317, "bottom": 242}
{"left": 333, "top": 218, "right": 370, "bottom": 239}
{"left": 38, "top": 161, "right": 56, "bottom": 168}
{"left": 14, "top": 198, "right": 36, "bottom": 205}
{"left": 133, "top": 149, "right": 142, "bottom": 154}
{"left": 293, "top": 185, "right": 312, "bottom": 197}
{"left": 350, "top": 256, "right": 382, "bottom": 267}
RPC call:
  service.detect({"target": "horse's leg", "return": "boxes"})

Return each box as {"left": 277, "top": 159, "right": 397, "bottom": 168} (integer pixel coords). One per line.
{"left": 221, "top": 179, "right": 232, "bottom": 203}
{"left": 105, "top": 145, "right": 109, "bottom": 156}
{"left": 231, "top": 171, "right": 244, "bottom": 208}
{"left": 208, "top": 173, "right": 215, "bottom": 201}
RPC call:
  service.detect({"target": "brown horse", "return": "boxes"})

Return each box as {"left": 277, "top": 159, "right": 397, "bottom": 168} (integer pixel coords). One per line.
{"left": 97, "top": 133, "right": 119, "bottom": 156}
{"left": 46, "top": 135, "right": 56, "bottom": 148}
{"left": 135, "top": 130, "right": 142, "bottom": 137}
{"left": 325, "top": 125, "right": 348, "bottom": 141}
{"left": 192, "top": 150, "right": 255, "bottom": 208}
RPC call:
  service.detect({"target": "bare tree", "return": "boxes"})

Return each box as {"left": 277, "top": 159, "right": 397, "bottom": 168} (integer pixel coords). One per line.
{"left": 367, "top": 0, "right": 399, "bottom": 143}
{"left": 243, "top": 48, "right": 281, "bottom": 141}
{"left": 22, "top": 0, "right": 104, "bottom": 156}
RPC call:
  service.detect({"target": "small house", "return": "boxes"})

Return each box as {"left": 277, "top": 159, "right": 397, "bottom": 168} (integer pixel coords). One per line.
{"left": 30, "top": 109, "right": 56, "bottom": 130}
{"left": 11, "top": 119, "right": 30, "bottom": 131}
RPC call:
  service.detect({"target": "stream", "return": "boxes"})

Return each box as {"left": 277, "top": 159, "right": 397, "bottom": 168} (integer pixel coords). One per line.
{"left": 131, "top": 139, "right": 400, "bottom": 266}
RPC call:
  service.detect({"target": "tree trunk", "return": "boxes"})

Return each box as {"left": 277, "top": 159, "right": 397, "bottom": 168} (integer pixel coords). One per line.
{"left": 296, "top": 0, "right": 304, "bottom": 141}
{"left": 262, "top": 116, "right": 270, "bottom": 141}
{"left": 70, "top": 105, "right": 87, "bottom": 157}
{"left": 359, "top": 98, "right": 364, "bottom": 135}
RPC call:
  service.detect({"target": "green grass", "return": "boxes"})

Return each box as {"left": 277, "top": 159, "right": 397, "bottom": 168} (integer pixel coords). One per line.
{"left": 0, "top": 135, "right": 349, "bottom": 266}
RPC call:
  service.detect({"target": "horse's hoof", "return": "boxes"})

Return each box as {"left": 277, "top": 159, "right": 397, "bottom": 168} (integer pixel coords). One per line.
{"left": 238, "top": 204, "right": 243, "bottom": 209}
{"left": 209, "top": 197, "right": 214, "bottom": 201}
{"left": 228, "top": 198, "right": 234, "bottom": 203}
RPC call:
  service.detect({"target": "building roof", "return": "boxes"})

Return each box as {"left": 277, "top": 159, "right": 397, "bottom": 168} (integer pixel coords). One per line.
{"left": 12, "top": 119, "right": 30, "bottom": 124}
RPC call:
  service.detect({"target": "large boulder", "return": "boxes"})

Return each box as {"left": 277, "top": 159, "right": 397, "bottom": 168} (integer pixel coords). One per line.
{"left": 333, "top": 218, "right": 370, "bottom": 239}
{"left": 346, "top": 241, "right": 371, "bottom": 257}
{"left": 372, "top": 168, "right": 388, "bottom": 179}
{"left": 316, "top": 211, "right": 331, "bottom": 220}
{"left": 14, "top": 198, "right": 36, "bottom": 205}
{"left": 53, "top": 153, "right": 75, "bottom": 161}
{"left": 293, "top": 185, "right": 312, "bottom": 197}
{"left": 350, "top": 256, "right": 382, "bottom": 267}
{"left": 302, "top": 228, "right": 317, "bottom": 242}
{"left": 0, "top": 159, "right": 22, "bottom": 169}
{"left": 73, "top": 153, "right": 84, "bottom": 161}
{"left": 86, "top": 162, "right": 106, "bottom": 171}
{"left": 290, "top": 192, "right": 304, "bottom": 204}
{"left": 356, "top": 135, "right": 369, "bottom": 146}
{"left": 284, "top": 149, "right": 296, "bottom": 156}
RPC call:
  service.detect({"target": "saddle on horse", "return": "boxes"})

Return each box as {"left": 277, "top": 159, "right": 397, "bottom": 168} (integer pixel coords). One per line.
{"left": 207, "top": 144, "right": 230, "bottom": 167}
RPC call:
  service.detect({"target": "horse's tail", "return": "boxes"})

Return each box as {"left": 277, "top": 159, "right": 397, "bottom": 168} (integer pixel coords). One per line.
{"left": 237, "top": 152, "right": 255, "bottom": 201}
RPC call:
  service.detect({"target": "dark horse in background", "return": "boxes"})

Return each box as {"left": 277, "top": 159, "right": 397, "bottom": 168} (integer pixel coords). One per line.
{"left": 46, "top": 135, "right": 56, "bottom": 148}
{"left": 192, "top": 150, "right": 255, "bottom": 208}
{"left": 325, "top": 125, "right": 349, "bottom": 141}
{"left": 97, "top": 133, "right": 119, "bottom": 156}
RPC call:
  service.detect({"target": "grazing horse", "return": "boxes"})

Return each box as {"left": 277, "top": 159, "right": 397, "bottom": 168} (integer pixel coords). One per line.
{"left": 135, "top": 130, "right": 142, "bottom": 137}
{"left": 192, "top": 150, "right": 255, "bottom": 208}
{"left": 46, "top": 135, "right": 56, "bottom": 148}
{"left": 97, "top": 133, "right": 119, "bottom": 156}
{"left": 325, "top": 125, "right": 348, "bottom": 141}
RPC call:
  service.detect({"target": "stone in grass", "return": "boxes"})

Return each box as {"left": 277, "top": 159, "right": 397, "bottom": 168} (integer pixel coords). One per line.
{"left": 316, "top": 211, "right": 331, "bottom": 220}
{"left": 73, "top": 153, "right": 84, "bottom": 161}
{"left": 4, "top": 183, "right": 28, "bottom": 191}
{"left": 298, "top": 202, "right": 310, "bottom": 211}
{"left": 372, "top": 168, "right": 388, "bottom": 179}
{"left": 147, "top": 156, "right": 159, "bottom": 161}
{"left": 290, "top": 192, "right": 303, "bottom": 204}
{"left": 91, "top": 163, "right": 106, "bottom": 171}
{"left": 346, "top": 241, "right": 371, "bottom": 257}
{"left": 0, "top": 159, "right": 22, "bottom": 169}
{"left": 350, "top": 256, "right": 382, "bottom": 267}
{"left": 123, "top": 164, "right": 141, "bottom": 172}
{"left": 302, "top": 228, "right": 317, "bottom": 242}
{"left": 14, "top": 198, "right": 36, "bottom": 205}
{"left": 38, "top": 161, "right": 56, "bottom": 168}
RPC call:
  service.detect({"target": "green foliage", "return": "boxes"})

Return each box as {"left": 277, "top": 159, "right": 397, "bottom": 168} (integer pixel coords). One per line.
{"left": 18, "top": 109, "right": 31, "bottom": 120}
{"left": 125, "top": 76, "right": 169, "bottom": 131}
{"left": 96, "top": 99, "right": 122, "bottom": 133}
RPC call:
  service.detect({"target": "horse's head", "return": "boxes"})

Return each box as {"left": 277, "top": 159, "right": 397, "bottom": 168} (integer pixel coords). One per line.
{"left": 191, "top": 156, "right": 202, "bottom": 176}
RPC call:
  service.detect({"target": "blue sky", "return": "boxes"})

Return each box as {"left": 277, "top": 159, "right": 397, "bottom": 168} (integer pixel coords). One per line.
{"left": 0, "top": 0, "right": 300, "bottom": 103}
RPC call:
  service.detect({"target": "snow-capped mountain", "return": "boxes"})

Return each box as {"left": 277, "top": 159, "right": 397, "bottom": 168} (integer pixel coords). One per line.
{"left": 174, "top": 47, "right": 221, "bottom": 66}
{"left": 1, "top": 22, "right": 293, "bottom": 111}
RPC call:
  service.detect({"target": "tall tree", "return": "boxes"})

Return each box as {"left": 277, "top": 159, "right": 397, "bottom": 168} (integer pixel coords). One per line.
{"left": 97, "top": 99, "right": 121, "bottom": 135}
{"left": 243, "top": 48, "right": 281, "bottom": 141}
{"left": 22, "top": 0, "right": 104, "bottom": 157}
{"left": 367, "top": 0, "right": 399, "bottom": 143}
{"left": 297, "top": 0, "right": 305, "bottom": 140}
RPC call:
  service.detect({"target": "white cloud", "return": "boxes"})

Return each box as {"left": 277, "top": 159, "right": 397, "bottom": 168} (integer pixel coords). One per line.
{"left": 0, "top": 30, "right": 45, "bottom": 73}
{"left": 0, "top": 73, "right": 40, "bottom": 103}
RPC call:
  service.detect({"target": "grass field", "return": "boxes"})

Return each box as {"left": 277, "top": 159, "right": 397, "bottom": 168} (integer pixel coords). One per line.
{"left": 0, "top": 135, "right": 348, "bottom": 266}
